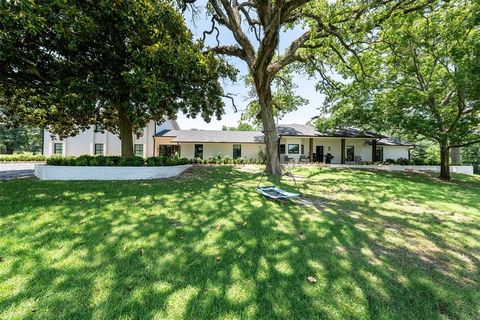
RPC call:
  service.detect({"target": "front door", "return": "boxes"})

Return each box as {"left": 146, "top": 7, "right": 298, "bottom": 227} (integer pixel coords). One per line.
{"left": 316, "top": 146, "right": 324, "bottom": 162}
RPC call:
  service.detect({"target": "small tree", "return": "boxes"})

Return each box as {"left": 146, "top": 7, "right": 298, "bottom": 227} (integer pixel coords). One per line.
{"left": 222, "top": 122, "right": 255, "bottom": 131}
{"left": 318, "top": 0, "right": 480, "bottom": 180}
{"left": 0, "top": 0, "right": 233, "bottom": 156}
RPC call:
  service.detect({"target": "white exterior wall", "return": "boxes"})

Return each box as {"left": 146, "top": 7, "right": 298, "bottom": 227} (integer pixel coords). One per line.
{"left": 43, "top": 120, "right": 177, "bottom": 157}
{"left": 35, "top": 164, "right": 191, "bottom": 180}
{"left": 179, "top": 143, "right": 262, "bottom": 160}
{"left": 279, "top": 137, "right": 410, "bottom": 163}
{"left": 382, "top": 146, "right": 411, "bottom": 161}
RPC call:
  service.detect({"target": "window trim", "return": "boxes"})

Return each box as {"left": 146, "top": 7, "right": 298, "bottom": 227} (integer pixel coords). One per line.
{"left": 376, "top": 146, "right": 384, "bottom": 162}
{"left": 94, "top": 143, "right": 104, "bottom": 156}
{"left": 134, "top": 144, "right": 144, "bottom": 157}
{"left": 159, "top": 144, "right": 179, "bottom": 157}
{"left": 53, "top": 143, "right": 63, "bottom": 155}
{"left": 346, "top": 145, "right": 355, "bottom": 162}
{"left": 194, "top": 144, "right": 204, "bottom": 159}
{"left": 233, "top": 144, "right": 242, "bottom": 159}
{"left": 288, "top": 144, "right": 300, "bottom": 154}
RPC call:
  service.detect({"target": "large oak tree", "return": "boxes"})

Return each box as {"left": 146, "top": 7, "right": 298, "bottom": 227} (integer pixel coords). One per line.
{"left": 0, "top": 0, "right": 233, "bottom": 156}
{"left": 317, "top": 0, "right": 480, "bottom": 180}
{"left": 187, "top": 0, "right": 439, "bottom": 176}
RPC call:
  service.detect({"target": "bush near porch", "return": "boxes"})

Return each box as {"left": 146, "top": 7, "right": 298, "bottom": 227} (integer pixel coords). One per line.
{"left": 1, "top": 166, "right": 479, "bottom": 319}
{"left": 45, "top": 154, "right": 266, "bottom": 166}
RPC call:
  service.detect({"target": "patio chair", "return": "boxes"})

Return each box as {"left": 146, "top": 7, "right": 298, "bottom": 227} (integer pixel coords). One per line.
{"left": 299, "top": 155, "right": 309, "bottom": 163}
{"left": 284, "top": 155, "right": 294, "bottom": 163}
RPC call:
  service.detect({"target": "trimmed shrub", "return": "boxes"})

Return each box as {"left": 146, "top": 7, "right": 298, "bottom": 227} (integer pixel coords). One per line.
{"left": 106, "top": 156, "right": 121, "bottom": 166}
{"left": 0, "top": 154, "right": 46, "bottom": 162}
{"left": 46, "top": 156, "right": 63, "bottom": 165}
{"left": 383, "top": 159, "right": 397, "bottom": 165}
{"left": 359, "top": 160, "right": 372, "bottom": 165}
{"left": 119, "top": 156, "right": 144, "bottom": 166}
{"left": 94, "top": 155, "right": 107, "bottom": 166}
{"left": 45, "top": 155, "right": 189, "bottom": 166}
{"left": 76, "top": 155, "right": 93, "bottom": 166}
{"left": 396, "top": 158, "right": 412, "bottom": 165}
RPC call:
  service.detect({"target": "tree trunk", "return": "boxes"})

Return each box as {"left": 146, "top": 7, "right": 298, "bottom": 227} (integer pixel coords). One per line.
{"left": 117, "top": 104, "right": 134, "bottom": 157}
{"left": 439, "top": 141, "right": 451, "bottom": 181}
{"left": 254, "top": 77, "right": 281, "bottom": 177}
{"left": 450, "top": 147, "right": 460, "bottom": 165}
{"left": 5, "top": 144, "right": 14, "bottom": 154}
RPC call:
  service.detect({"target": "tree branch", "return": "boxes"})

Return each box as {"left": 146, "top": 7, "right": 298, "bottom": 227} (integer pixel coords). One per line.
{"left": 267, "top": 31, "right": 310, "bottom": 76}
{"left": 205, "top": 45, "right": 247, "bottom": 60}
{"left": 450, "top": 139, "right": 480, "bottom": 148}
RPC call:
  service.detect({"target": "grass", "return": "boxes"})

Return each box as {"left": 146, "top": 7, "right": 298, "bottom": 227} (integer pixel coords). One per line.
{"left": 0, "top": 166, "right": 479, "bottom": 320}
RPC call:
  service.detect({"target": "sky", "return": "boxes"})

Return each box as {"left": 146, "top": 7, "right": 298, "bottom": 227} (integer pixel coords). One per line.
{"left": 176, "top": 5, "right": 326, "bottom": 130}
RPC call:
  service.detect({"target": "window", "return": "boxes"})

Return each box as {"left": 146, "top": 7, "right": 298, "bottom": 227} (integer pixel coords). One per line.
{"left": 279, "top": 144, "right": 286, "bottom": 154}
{"left": 94, "top": 143, "right": 104, "bottom": 155}
{"left": 134, "top": 144, "right": 144, "bottom": 157}
{"left": 288, "top": 144, "right": 299, "bottom": 154}
{"left": 194, "top": 144, "right": 203, "bottom": 159}
{"left": 159, "top": 145, "right": 179, "bottom": 157}
{"left": 54, "top": 143, "right": 63, "bottom": 155}
{"left": 136, "top": 129, "right": 144, "bottom": 139}
{"left": 346, "top": 145, "right": 355, "bottom": 162}
{"left": 94, "top": 123, "right": 105, "bottom": 133}
{"left": 376, "top": 146, "right": 384, "bottom": 162}
{"left": 301, "top": 144, "right": 305, "bottom": 154}
{"left": 233, "top": 144, "right": 241, "bottom": 159}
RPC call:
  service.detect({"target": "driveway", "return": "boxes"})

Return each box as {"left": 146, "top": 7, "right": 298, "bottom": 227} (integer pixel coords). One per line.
{"left": 0, "top": 162, "right": 40, "bottom": 180}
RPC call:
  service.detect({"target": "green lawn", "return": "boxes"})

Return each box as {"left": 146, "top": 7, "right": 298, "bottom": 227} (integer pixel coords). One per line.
{"left": 1, "top": 166, "right": 479, "bottom": 320}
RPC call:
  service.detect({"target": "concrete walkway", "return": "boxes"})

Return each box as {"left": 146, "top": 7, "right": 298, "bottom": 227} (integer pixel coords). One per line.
{"left": 0, "top": 162, "right": 40, "bottom": 180}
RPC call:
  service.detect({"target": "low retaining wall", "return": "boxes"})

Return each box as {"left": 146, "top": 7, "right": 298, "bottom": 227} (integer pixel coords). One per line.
{"left": 34, "top": 164, "right": 192, "bottom": 180}
{"left": 323, "top": 164, "right": 474, "bottom": 175}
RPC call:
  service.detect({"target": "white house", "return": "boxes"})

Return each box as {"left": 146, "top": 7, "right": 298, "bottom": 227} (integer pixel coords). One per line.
{"left": 43, "top": 120, "right": 414, "bottom": 163}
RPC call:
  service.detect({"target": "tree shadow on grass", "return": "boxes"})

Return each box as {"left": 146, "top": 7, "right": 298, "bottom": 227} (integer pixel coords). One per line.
{"left": 0, "top": 166, "right": 479, "bottom": 319}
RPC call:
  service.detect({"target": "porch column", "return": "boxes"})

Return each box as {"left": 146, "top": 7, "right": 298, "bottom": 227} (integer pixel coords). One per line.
{"left": 309, "top": 138, "right": 313, "bottom": 162}
{"left": 341, "top": 138, "right": 346, "bottom": 164}
{"left": 371, "top": 139, "right": 377, "bottom": 162}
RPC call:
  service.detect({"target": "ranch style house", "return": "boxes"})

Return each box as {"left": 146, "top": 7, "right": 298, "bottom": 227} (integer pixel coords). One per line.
{"left": 43, "top": 119, "right": 414, "bottom": 164}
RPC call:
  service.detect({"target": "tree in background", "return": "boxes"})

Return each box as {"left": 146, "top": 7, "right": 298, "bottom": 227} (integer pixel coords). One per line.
{"left": 0, "top": 107, "right": 42, "bottom": 154}
{"left": 0, "top": 0, "right": 234, "bottom": 157}
{"left": 222, "top": 122, "right": 255, "bottom": 131}
{"left": 316, "top": 0, "right": 480, "bottom": 180}
{"left": 0, "top": 125, "right": 42, "bottom": 154}
{"left": 461, "top": 144, "right": 480, "bottom": 174}
{"left": 240, "top": 72, "right": 308, "bottom": 128}
{"left": 186, "top": 0, "right": 433, "bottom": 177}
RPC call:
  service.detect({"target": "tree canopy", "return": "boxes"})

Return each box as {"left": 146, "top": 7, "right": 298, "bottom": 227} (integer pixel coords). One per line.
{"left": 240, "top": 72, "right": 308, "bottom": 127}
{"left": 316, "top": 0, "right": 480, "bottom": 180}
{"left": 186, "top": 0, "right": 440, "bottom": 176}
{"left": 0, "top": 0, "right": 234, "bottom": 156}
{"left": 222, "top": 122, "right": 255, "bottom": 131}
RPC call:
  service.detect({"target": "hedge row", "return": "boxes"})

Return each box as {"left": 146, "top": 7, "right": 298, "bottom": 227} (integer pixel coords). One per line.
{"left": 0, "top": 154, "right": 46, "bottom": 162}
{"left": 45, "top": 155, "right": 265, "bottom": 166}
{"left": 357, "top": 158, "right": 415, "bottom": 165}
{"left": 190, "top": 156, "right": 265, "bottom": 165}
{"left": 47, "top": 155, "right": 190, "bottom": 167}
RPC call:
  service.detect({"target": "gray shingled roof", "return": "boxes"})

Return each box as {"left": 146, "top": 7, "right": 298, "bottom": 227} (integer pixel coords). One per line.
{"left": 277, "top": 124, "right": 379, "bottom": 138}
{"left": 155, "top": 130, "right": 264, "bottom": 143}
{"left": 366, "top": 137, "right": 415, "bottom": 146}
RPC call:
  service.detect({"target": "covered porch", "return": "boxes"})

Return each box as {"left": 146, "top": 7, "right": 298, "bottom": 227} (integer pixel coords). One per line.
{"left": 279, "top": 137, "right": 382, "bottom": 164}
